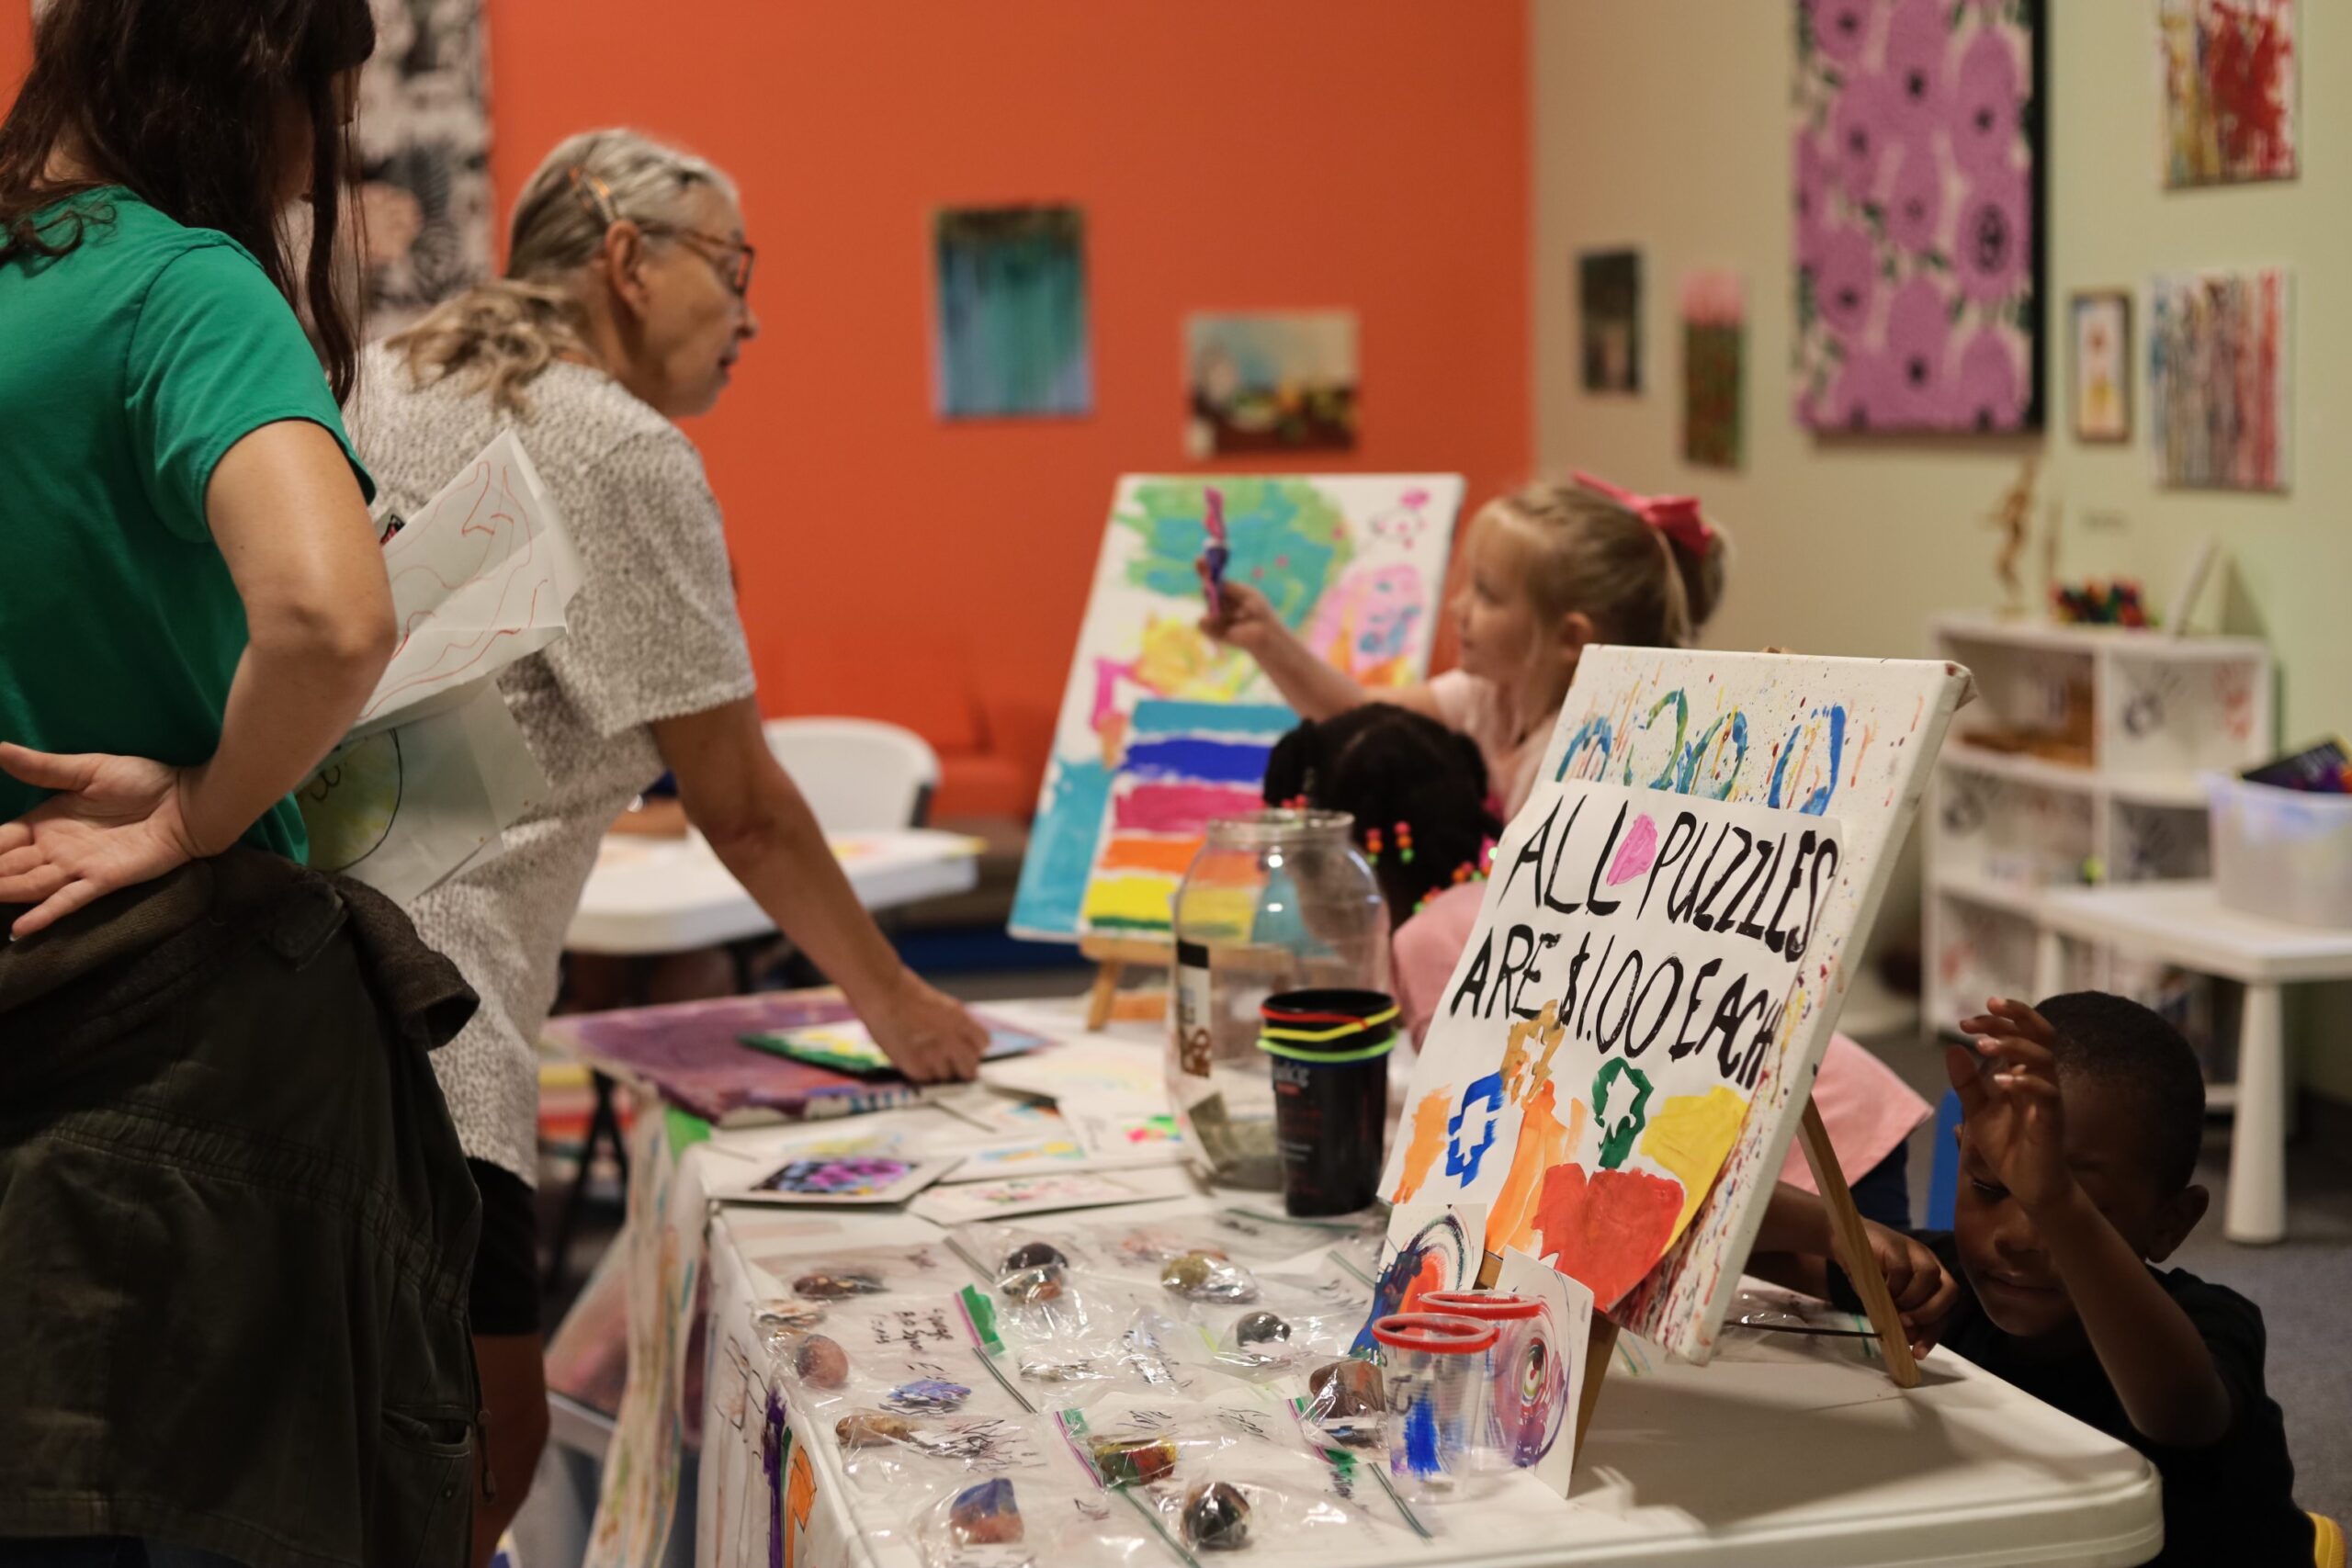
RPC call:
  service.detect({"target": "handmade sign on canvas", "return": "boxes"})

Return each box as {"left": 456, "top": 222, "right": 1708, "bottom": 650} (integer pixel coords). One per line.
{"left": 1011, "top": 475, "right": 1463, "bottom": 940}
{"left": 1380, "top": 648, "right": 1972, "bottom": 1361}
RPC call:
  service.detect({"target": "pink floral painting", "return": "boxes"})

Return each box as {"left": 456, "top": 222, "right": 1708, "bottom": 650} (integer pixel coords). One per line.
{"left": 1793, "top": 0, "right": 2042, "bottom": 433}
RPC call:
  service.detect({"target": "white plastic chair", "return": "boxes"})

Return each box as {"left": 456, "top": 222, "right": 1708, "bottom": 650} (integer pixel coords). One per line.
{"left": 761, "top": 716, "right": 940, "bottom": 833}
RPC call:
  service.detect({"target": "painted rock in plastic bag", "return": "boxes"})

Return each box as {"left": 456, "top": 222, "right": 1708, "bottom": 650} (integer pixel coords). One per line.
{"left": 1001, "top": 1241, "right": 1068, "bottom": 1273}
{"left": 795, "top": 1335, "right": 850, "bottom": 1389}
{"left": 1306, "top": 1357, "right": 1385, "bottom": 1445}
{"left": 1000, "top": 1266, "right": 1064, "bottom": 1304}
{"left": 794, "top": 1270, "right": 886, "bottom": 1301}
{"left": 886, "top": 1379, "right": 971, "bottom": 1413}
{"left": 949, "top": 1478, "right": 1024, "bottom": 1545}
{"left": 835, "top": 1411, "right": 915, "bottom": 1450}
{"left": 1183, "top": 1481, "right": 1251, "bottom": 1551}
{"left": 1091, "top": 1434, "right": 1179, "bottom": 1486}
{"left": 1234, "top": 1312, "right": 1291, "bottom": 1346}
{"left": 1161, "top": 1252, "right": 1258, "bottom": 1303}
{"left": 755, "top": 1300, "right": 827, "bottom": 1337}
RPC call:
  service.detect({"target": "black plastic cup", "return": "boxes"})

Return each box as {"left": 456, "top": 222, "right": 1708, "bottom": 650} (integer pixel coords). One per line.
{"left": 1257, "top": 988, "right": 1397, "bottom": 1217}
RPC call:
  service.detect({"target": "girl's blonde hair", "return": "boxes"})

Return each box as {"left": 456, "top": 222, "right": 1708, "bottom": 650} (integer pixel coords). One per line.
{"left": 1483, "top": 481, "right": 1728, "bottom": 649}
{"left": 385, "top": 128, "right": 739, "bottom": 414}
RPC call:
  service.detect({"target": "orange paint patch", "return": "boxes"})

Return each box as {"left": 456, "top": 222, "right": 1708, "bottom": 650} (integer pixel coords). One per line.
{"left": 1399, "top": 1249, "right": 1449, "bottom": 1314}
{"left": 1486, "top": 1084, "right": 1585, "bottom": 1256}
{"left": 1530, "top": 1163, "right": 1685, "bottom": 1310}
{"left": 1094, "top": 836, "right": 1204, "bottom": 874}
{"left": 1392, "top": 1091, "right": 1452, "bottom": 1204}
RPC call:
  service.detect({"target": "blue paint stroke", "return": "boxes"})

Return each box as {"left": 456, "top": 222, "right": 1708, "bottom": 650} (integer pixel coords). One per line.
{"left": 1122, "top": 735, "right": 1277, "bottom": 785}
{"left": 1555, "top": 716, "right": 1614, "bottom": 784}
{"left": 1445, "top": 1073, "right": 1506, "bottom": 1182}
{"left": 1402, "top": 1396, "right": 1442, "bottom": 1476}
{"left": 1681, "top": 711, "right": 1748, "bottom": 799}
{"left": 1130, "top": 698, "right": 1299, "bottom": 737}
{"left": 1009, "top": 756, "right": 1112, "bottom": 935}
{"left": 1767, "top": 705, "right": 1847, "bottom": 817}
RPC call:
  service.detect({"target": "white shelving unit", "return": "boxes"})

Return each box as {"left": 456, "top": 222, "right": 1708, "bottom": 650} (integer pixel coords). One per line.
{"left": 1923, "top": 614, "right": 2274, "bottom": 1078}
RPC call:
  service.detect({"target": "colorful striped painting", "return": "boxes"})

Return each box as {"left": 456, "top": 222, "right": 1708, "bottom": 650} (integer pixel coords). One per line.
{"left": 1078, "top": 700, "right": 1295, "bottom": 936}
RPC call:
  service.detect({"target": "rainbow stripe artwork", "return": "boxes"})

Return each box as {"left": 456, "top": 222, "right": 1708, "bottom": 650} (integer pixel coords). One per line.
{"left": 1078, "top": 699, "right": 1295, "bottom": 936}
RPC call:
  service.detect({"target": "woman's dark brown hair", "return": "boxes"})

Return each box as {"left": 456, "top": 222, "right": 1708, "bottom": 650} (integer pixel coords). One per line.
{"left": 0, "top": 0, "right": 377, "bottom": 401}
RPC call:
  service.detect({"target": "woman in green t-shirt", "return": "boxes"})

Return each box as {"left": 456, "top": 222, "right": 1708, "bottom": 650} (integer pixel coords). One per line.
{"left": 0, "top": 5, "right": 485, "bottom": 1565}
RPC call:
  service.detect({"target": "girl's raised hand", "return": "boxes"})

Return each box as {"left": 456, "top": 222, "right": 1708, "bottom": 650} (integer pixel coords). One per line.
{"left": 1197, "top": 579, "right": 1281, "bottom": 651}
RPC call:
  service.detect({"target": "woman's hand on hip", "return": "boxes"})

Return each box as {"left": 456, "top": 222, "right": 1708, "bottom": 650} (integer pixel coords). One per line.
{"left": 861, "top": 968, "right": 989, "bottom": 1083}
{"left": 0, "top": 746, "right": 212, "bottom": 939}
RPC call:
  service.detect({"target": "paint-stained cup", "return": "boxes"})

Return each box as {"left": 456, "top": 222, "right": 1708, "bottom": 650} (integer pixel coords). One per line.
{"left": 1257, "top": 989, "right": 1396, "bottom": 1217}
{"left": 1419, "top": 1291, "right": 1558, "bottom": 1470}
{"left": 1372, "top": 1312, "right": 1497, "bottom": 1495}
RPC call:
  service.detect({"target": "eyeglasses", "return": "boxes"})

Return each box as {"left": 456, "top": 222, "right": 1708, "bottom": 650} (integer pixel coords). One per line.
{"left": 567, "top": 166, "right": 757, "bottom": 299}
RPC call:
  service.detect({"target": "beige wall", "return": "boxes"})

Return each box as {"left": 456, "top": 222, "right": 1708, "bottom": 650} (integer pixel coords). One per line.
{"left": 1532, "top": 0, "right": 2352, "bottom": 1100}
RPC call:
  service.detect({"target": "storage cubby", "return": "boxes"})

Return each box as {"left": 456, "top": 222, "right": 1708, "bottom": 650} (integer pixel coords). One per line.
{"left": 1922, "top": 615, "right": 2273, "bottom": 1089}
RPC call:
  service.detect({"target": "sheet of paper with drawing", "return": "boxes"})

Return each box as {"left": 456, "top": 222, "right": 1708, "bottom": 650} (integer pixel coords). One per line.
{"left": 1381, "top": 647, "right": 1972, "bottom": 1363}
{"left": 299, "top": 432, "right": 582, "bottom": 904}
{"left": 1010, "top": 474, "right": 1464, "bottom": 940}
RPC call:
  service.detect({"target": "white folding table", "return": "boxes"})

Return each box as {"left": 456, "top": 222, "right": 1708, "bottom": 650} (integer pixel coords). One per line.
{"left": 566, "top": 828, "right": 983, "bottom": 955}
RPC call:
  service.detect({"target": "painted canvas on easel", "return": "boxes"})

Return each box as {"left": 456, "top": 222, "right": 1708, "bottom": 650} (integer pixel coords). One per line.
{"left": 932, "top": 206, "right": 1091, "bottom": 418}
{"left": 1011, "top": 476, "right": 1464, "bottom": 941}
{"left": 1078, "top": 700, "right": 1294, "bottom": 937}
{"left": 1380, "top": 647, "right": 1972, "bottom": 1362}
{"left": 2160, "top": 0, "right": 2296, "bottom": 188}
{"left": 1679, "top": 269, "right": 1744, "bottom": 468}
{"left": 2150, "top": 268, "right": 2290, "bottom": 492}
{"left": 1793, "top": 0, "right": 2043, "bottom": 432}
{"left": 1186, "top": 312, "right": 1359, "bottom": 458}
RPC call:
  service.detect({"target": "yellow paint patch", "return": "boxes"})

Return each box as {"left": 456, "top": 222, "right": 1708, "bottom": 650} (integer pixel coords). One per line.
{"left": 1392, "top": 1091, "right": 1453, "bottom": 1205}
{"left": 1080, "top": 875, "right": 1179, "bottom": 928}
{"left": 1639, "top": 1086, "right": 1752, "bottom": 1245}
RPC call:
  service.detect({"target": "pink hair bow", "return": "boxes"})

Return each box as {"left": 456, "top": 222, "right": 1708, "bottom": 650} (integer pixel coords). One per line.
{"left": 1572, "top": 469, "right": 1717, "bottom": 557}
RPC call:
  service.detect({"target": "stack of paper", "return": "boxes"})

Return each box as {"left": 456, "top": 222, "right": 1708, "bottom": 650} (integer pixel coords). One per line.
{"left": 298, "top": 433, "right": 582, "bottom": 903}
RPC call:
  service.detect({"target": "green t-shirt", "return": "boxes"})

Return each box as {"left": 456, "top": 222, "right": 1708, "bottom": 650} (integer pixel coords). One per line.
{"left": 0, "top": 188, "right": 374, "bottom": 862}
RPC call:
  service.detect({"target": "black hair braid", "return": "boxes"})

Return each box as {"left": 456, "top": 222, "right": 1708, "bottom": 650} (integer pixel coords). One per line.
{"left": 1262, "top": 705, "right": 1501, "bottom": 928}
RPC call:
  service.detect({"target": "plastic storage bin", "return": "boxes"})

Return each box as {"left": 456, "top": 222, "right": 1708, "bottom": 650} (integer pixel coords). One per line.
{"left": 2208, "top": 774, "right": 2352, "bottom": 929}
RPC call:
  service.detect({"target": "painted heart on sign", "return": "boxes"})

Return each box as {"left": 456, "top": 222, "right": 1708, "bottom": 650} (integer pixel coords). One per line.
{"left": 1606, "top": 812, "right": 1661, "bottom": 885}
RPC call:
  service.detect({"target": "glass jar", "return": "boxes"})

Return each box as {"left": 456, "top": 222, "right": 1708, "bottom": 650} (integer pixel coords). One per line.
{"left": 1169, "top": 810, "right": 1387, "bottom": 1190}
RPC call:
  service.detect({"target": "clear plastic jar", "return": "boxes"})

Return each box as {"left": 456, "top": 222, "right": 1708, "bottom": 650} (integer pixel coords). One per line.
{"left": 1169, "top": 810, "right": 1387, "bottom": 1190}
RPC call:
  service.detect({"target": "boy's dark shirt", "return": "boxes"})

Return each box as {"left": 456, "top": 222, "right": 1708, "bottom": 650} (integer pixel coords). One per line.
{"left": 1832, "top": 1231, "right": 2310, "bottom": 1567}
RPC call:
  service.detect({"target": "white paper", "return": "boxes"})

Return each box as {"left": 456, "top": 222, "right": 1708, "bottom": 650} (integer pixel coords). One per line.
{"left": 298, "top": 682, "right": 548, "bottom": 904}
{"left": 356, "top": 431, "right": 582, "bottom": 736}
{"left": 1351, "top": 1199, "right": 1487, "bottom": 1353}
{"left": 1497, "top": 1246, "right": 1596, "bottom": 1495}
{"left": 908, "top": 1165, "right": 1200, "bottom": 1225}
{"left": 980, "top": 1040, "right": 1170, "bottom": 1107}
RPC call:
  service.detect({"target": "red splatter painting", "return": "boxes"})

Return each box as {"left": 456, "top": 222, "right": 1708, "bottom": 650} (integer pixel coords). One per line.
{"left": 2162, "top": 1, "right": 2298, "bottom": 187}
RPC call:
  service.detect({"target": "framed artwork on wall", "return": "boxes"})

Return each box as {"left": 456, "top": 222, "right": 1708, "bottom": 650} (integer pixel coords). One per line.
{"left": 1793, "top": 0, "right": 2044, "bottom": 434}
{"left": 1578, "top": 249, "right": 1643, "bottom": 394}
{"left": 2069, "top": 289, "right": 2132, "bottom": 444}
{"left": 2159, "top": 0, "right": 2297, "bottom": 188}
{"left": 2149, "top": 268, "right": 2290, "bottom": 492}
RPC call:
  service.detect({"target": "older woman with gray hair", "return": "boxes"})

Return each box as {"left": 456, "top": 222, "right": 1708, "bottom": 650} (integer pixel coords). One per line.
{"left": 351, "top": 129, "right": 987, "bottom": 1554}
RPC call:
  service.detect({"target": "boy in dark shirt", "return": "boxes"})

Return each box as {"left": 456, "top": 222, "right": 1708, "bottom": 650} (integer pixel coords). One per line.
{"left": 1754, "top": 993, "right": 2312, "bottom": 1567}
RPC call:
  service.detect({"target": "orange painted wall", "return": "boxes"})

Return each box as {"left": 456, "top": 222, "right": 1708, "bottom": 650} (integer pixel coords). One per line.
{"left": 6, "top": 3, "right": 1532, "bottom": 818}
{"left": 489, "top": 2, "right": 1530, "bottom": 814}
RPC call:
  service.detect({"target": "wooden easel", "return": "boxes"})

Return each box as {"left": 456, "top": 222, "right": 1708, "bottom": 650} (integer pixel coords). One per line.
{"left": 1476, "top": 1090, "right": 1920, "bottom": 1465}
{"left": 1078, "top": 933, "right": 1173, "bottom": 1030}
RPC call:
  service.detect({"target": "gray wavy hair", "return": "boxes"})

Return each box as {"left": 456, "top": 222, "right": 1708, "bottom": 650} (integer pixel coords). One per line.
{"left": 386, "top": 128, "right": 738, "bottom": 415}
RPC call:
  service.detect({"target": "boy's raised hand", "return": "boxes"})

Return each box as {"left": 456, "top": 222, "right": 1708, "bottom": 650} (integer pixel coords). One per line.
{"left": 1197, "top": 579, "right": 1281, "bottom": 651}
{"left": 1950, "top": 997, "right": 2074, "bottom": 1213}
